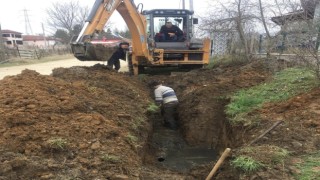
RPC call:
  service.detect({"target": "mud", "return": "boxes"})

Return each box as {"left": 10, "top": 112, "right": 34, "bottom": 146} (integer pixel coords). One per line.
{"left": 145, "top": 113, "right": 217, "bottom": 173}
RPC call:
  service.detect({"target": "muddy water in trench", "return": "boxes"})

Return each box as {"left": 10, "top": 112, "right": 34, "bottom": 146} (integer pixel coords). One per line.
{"left": 149, "top": 113, "right": 217, "bottom": 173}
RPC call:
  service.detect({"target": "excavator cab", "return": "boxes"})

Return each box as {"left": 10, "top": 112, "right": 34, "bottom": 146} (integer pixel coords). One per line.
{"left": 144, "top": 9, "right": 196, "bottom": 50}
{"left": 142, "top": 9, "right": 207, "bottom": 63}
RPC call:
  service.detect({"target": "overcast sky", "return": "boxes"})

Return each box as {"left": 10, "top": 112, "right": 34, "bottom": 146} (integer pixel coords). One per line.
{"left": 0, "top": 0, "right": 209, "bottom": 35}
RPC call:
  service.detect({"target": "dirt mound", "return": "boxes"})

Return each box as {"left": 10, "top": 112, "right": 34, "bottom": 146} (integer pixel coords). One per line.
{"left": 0, "top": 66, "right": 151, "bottom": 179}
{"left": 213, "top": 88, "right": 320, "bottom": 179}
{"left": 256, "top": 87, "right": 320, "bottom": 153}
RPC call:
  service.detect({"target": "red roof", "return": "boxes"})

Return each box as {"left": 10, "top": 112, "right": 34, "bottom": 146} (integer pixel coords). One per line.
{"left": 23, "top": 35, "right": 58, "bottom": 41}
{"left": 1, "top": 29, "right": 23, "bottom": 34}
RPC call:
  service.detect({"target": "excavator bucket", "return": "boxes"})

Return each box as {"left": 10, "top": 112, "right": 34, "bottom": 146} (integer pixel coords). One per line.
{"left": 71, "top": 42, "right": 119, "bottom": 61}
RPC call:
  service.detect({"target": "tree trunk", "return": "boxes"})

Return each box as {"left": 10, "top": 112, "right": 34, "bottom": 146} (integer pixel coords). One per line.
{"left": 258, "top": 0, "right": 271, "bottom": 58}
{"left": 237, "top": 0, "right": 250, "bottom": 61}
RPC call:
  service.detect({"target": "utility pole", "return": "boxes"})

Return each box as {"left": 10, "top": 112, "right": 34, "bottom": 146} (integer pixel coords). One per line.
{"left": 182, "top": 0, "right": 185, "bottom": 9}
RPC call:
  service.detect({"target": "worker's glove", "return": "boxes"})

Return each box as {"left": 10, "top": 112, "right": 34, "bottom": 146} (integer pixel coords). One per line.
{"left": 168, "top": 33, "right": 175, "bottom": 37}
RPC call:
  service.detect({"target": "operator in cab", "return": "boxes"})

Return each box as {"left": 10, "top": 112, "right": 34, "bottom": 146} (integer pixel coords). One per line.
{"left": 157, "top": 21, "right": 184, "bottom": 42}
{"left": 107, "top": 42, "right": 129, "bottom": 72}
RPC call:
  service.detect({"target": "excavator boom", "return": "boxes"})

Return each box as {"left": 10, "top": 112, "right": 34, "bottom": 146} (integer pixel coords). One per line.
{"left": 71, "top": 0, "right": 149, "bottom": 61}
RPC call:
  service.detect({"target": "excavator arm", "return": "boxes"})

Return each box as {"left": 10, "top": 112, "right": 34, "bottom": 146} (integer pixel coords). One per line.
{"left": 71, "top": 0, "right": 150, "bottom": 61}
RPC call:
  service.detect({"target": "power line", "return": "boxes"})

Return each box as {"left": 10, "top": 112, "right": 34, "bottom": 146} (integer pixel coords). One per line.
{"left": 23, "top": 8, "right": 33, "bottom": 35}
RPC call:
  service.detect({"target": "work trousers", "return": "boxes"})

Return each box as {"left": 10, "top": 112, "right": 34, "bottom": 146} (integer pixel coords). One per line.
{"left": 162, "top": 101, "right": 179, "bottom": 130}
{"left": 107, "top": 58, "right": 120, "bottom": 71}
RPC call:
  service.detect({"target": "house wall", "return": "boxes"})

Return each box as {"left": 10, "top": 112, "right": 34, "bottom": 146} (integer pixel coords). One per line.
{"left": 2, "top": 33, "right": 23, "bottom": 47}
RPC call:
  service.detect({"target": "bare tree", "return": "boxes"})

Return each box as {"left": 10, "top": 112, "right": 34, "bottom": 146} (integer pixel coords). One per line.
{"left": 235, "top": 0, "right": 250, "bottom": 60}
{"left": 46, "top": 0, "right": 89, "bottom": 40}
{"left": 256, "top": 0, "right": 281, "bottom": 57}
{"left": 201, "top": 0, "right": 258, "bottom": 60}
{"left": 258, "top": 0, "right": 271, "bottom": 39}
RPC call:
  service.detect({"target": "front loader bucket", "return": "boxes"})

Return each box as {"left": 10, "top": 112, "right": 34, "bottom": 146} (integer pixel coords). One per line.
{"left": 71, "top": 43, "right": 118, "bottom": 61}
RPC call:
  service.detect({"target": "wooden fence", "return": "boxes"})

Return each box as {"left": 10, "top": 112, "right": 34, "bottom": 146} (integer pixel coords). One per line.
{"left": 18, "top": 49, "right": 38, "bottom": 59}
{"left": 0, "top": 46, "right": 71, "bottom": 62}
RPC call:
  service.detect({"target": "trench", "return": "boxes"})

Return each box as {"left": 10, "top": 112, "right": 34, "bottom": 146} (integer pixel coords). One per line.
{"left": 146, "top": 113, "right": 217, "bottom": 173}
{"left": 142, "top": 98, "right": 236, "bottom": 176}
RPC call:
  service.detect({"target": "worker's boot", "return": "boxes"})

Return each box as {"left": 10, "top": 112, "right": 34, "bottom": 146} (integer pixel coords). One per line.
{"left": 106, "top": 65, "right": 113, "bottom": 70}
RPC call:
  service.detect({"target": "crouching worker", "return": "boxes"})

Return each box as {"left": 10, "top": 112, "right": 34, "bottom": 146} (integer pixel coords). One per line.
{"left": 107, "top": 42, "right": 129, "bottom": 71}
{"left": 150, "top": 80, "right": 179, "bottom": 130}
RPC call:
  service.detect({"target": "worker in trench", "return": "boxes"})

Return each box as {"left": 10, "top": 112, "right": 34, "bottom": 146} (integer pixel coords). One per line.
{"left": 150, "top": 80, "right": 179, "bottom": 130}
{"left": 107, "top": 42, "right": 130, "bottom": 71}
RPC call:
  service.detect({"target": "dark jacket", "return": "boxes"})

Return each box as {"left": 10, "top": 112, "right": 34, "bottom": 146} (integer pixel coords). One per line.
{"left": 160, "top": 25, "right": 183, "bottom": 40}
{"left": 109, "top": 48, "right": 126, "bottom": 62}
{"left": 107, "top": 45, "right": 128, "bottom": 71}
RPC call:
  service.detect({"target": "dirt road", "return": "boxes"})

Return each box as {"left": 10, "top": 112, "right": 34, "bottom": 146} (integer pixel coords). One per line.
{"left": 0, "top": 58, "right": 128, "bottom": 80}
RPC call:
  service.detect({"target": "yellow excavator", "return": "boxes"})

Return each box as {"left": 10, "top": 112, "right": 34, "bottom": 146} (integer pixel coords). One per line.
{"left": 70, "top": 0, "right": 211, "bottom": 75}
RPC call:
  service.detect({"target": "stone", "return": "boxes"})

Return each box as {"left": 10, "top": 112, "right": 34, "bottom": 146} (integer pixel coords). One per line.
{"left": 91, "top": 141, "right": 101, "bottom": 150}
{"left": 291, "top": 141, "right": 303, "bottom": 148}
{"left": 112, "top": 174, "right": 129, "bottom": 180}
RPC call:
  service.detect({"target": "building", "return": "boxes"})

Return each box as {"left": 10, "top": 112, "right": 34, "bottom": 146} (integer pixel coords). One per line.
{"left": 271, "top": 0, "right": 320, "bottom": 48}
{"left": 23, "top": 35, "right": 61, "bottom": 48}
{"left": 1, "top": 29, "right": 23, "bottom": 48}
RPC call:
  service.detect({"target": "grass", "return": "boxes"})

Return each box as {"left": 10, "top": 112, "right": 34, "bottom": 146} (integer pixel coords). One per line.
{"left": 232, "top": 145, "right": 291, "bottom": 175}
{"left": 271, "top": 148, "right": 290, "bottom": 164}
{"left": 205, "top": 57, "right": 216, "bottom": 69}
{"left": 231, "top": 156, "right": 264, "bottom": 173}
{"left": 146, "top": 103, "right": 160, "bottom": 113}
{"left": 101, "top": 154, "right": 121, "bottom": 163}
{"left": 131, "top": 117, "right": 146, "bottom": 131}
{"left": 138, "top": 74, "right": 148, "bottom": 81}
{"left": 126, "top": 133, "right": 138, "bottom": 145}
{"left": 47, "top": 137, "right": 68, "bottom": 150}
{"left": 295, "top": 153, "right": 320, "bottom": 180}
{"left": 226, "top": 68, "right": 318, "bottom": 124}
{"left": 206, "top": 54, "right": 248, "bottom": 69}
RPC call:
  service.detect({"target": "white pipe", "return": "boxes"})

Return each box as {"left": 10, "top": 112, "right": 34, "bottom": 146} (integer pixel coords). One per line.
{"left": 76, "top": 22, "right": 89, "bottom": 43}
{"left": 189, "top": 0, "right": 194, "bottom": 11}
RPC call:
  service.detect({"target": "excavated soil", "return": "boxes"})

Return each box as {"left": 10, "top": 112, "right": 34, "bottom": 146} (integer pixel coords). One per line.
{"left": 0, "top": 59, "right": 319, "bottom": 179}
{"left": 0, "top": 65, "right": 152, "bottom": 179}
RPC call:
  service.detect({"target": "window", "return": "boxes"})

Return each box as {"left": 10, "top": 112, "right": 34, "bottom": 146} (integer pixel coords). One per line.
{"left": 153, "top": 17, "right": 184, "bottom": 33}
{"left": 15, "top": 34, "right": 22, "bottom": 38}
{"left": 146, "top": 15, "right": 151, "bottom": 36}
{"left": 2, "top": 34, "right": 10, "bottom": 37}
{"left": 16, "top": 40, "right": 23, "bottom": 45}
{"left": 6, "top": 41, "right": 12, "bottom": 45}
